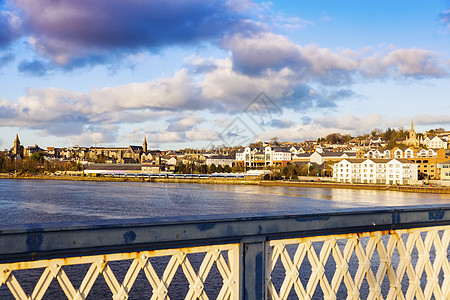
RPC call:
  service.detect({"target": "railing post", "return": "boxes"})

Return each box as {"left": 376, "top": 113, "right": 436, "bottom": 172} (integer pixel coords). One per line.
{"left": 242, "top": 237, "right": 267, "bottom": 300}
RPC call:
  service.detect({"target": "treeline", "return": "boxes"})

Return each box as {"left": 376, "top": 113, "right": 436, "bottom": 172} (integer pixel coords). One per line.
{"left": 281, "top": 163, "right": 319, "bottom": 180}
{"left": 0, "top": 153, "right": 81, "bottom": 175}
{"left": 318, "top": 127, "right": 446, "bottom": 145}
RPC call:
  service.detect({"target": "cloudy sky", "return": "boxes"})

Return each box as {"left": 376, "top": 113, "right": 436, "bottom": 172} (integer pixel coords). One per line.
{"left": 1, "top": 0, "right": 450, "bottom": 150}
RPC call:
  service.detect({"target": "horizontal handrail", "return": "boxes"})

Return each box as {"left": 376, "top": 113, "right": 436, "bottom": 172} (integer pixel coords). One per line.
{"left": 0, "top": 205, "right": 449, "bottom": 264}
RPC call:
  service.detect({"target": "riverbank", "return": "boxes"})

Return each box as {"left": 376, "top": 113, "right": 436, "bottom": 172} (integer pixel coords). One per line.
{"left": 1, "top": 174, "right": 450, "bottom": 194}
{"left": 0, "top": 174, "right": 261, "bottom": 185}
{"left": 260, "top": 181, "right": 450, "bottom": 194}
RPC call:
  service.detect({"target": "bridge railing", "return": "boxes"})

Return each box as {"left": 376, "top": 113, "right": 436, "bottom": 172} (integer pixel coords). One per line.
{"left": 0, "top": 206, "right": 449, "bottom": 299}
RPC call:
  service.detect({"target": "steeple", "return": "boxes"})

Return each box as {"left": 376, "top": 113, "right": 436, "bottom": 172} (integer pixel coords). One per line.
{"left": 411, "top": 120, "right": 414, "bottom": 132}
{"left": 143, "top": 136, "right": 147, "bottom": 153}
{"left": 13, "top": 134, "right": 21, "bottom": 155}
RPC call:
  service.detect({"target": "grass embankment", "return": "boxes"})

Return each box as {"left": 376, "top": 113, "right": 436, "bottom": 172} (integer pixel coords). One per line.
{"left": 1, "top": 174, "right": 450, "bottom": 193}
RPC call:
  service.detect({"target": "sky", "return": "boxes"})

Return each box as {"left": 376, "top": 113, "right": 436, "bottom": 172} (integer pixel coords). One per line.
{"left": 1, "top": 0, "right": 450, "bottom": 150}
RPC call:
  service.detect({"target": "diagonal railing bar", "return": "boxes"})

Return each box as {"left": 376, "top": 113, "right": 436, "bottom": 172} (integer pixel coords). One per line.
{"left": 267, "top": 225, "right": 450, "bottom": 300}
{"left": 0, "top": 244, "right": 239, "bottom": 300}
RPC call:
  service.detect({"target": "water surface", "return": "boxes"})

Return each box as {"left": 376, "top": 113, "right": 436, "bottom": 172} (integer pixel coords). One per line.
{"left": 1, "top": 178, "right": 449, "bottom": 224}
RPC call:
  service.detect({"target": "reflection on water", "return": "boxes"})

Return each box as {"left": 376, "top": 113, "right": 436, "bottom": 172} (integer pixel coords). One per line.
{"left": 0, "top": 179, "right": 449, "bottom": 225}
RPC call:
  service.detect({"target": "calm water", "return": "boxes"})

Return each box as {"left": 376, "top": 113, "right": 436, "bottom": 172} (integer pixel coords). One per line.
{"left": 0, "top": 178, "right": 449, "bottom": 224}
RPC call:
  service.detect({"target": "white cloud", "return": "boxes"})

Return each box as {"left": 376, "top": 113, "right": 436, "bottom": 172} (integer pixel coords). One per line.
{"left": 259, "top": 114, "right": 385, "bottom": 141}
{"left": 223, "top": 32, "right": 449, "bottom": 82}
{"left": 315, "top": 114, "right": 384, "bottom": 131}
{"left": 167, "top": 115, "right": 206, "bottom": 132}
{"left": 90, "top": 69, "right": 207, "bottom": 113}
{"left": 68, "top": 124, "right": 119, "bottom": 146}
{"left": 186, "top": 128, "right": 220, "bottom": 141}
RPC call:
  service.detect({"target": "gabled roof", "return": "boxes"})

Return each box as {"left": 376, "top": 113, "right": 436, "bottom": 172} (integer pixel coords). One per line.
{"left": 339, "top": 158, "right": 366, "bottom": 163}
{"left": 368, "top": 158, "right": 390, "bottom": 163}
{"left": 293, "top": 153, "right": 311, "bottom": 158}
{"left": 129, "top": 145, "right": 143, "bottom": 153}
{"left": 318, "top": 151, "right": 346, "bottom": 157}
{"left": 389, "top": 158, "right": 415, "bottom": 164}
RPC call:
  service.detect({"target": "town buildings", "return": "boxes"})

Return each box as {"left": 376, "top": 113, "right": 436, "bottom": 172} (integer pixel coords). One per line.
{"left": 4, "top": 121, "right": 450, "bottom": 185}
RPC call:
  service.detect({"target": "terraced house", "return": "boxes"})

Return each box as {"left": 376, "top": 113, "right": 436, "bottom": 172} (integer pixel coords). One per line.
{"left": 332, "top": 158, "right": 418, "bottom": 185}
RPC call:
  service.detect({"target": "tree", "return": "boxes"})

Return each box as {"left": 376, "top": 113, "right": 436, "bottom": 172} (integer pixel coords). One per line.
{"left": 341, "top": 134, "right": 352, "bottom": 143}
{"left": 281, "top": 165, "right": 293, "bottom": 179}
{"left": 397, "top": 127, "right": 408, "bottom": 139}
{"left": 325, "top": 133, "right": 341, "bottom": 144}
{"left": 382, "top": 127, "right": 395, "bottom": 142}
{"left": 249, "top": 141, "right": 263, "bottom": 148}
{"left": 30, "top": 152, "right": 45, "bottom": 161}
{"left": 209, "top": 164, "right": 217, "bottom": 173}
{"left": 324, "top": 133, "right": 352, "bottom": 144}
{"left": 371, "top": 128, "right": 383, "bottom": 137}
{"left": 199, "top": 164, "right": 208, "bottom": 174}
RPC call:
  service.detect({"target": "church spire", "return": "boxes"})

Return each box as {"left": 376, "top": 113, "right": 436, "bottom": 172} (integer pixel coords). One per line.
{"left": 13, "top": 133, "right": 21, "bottom": 155}
{"left": 143, "top": 136, "right": 147, "bottom": 153}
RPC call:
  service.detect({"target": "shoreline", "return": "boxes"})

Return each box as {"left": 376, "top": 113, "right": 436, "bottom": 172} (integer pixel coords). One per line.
{"left": 1, "top": 174, "right": 450, "bottom": 194}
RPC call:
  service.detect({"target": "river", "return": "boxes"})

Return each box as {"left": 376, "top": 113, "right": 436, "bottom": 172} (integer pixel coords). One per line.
{"left": 1, "top": 178, "right": 450, "bottom": 224}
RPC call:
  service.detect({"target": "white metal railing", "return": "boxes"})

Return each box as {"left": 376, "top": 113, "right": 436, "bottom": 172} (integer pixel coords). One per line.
{"left": 267, "top": 226, "right": 450, "bottom": 299}
{"left": 0, "top": 207, "right": 449, "bottom": 299}
{"left": 0, "top": 244, "right": 240, "bottom": 300}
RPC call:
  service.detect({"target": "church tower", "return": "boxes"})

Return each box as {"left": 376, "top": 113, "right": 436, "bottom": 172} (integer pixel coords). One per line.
{"left": 406, "top": 120, "right": 419, "bottom": 147}
{"left": 13, "top": 134, "right": 21, "bottom": 155}
{"left": 143, "top": 136, "right": 147, "bottom": 153}
{"left": 410, "top": 120, "right": 416, "bottom": 140}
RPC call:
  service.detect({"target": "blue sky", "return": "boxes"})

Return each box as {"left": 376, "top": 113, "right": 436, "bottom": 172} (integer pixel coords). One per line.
{"left": 1, "top": 0, "right": 450, "bottom": 150}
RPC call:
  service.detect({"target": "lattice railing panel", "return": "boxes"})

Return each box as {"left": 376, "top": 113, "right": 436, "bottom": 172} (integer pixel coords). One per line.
{"left": 0, "top": 243, "right": 239, "bottom": 300}
{"left": 267, "top": 225, "right": 450, "bottom": 300}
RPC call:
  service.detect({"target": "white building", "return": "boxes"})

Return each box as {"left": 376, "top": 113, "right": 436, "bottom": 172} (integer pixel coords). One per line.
{"left": 332, "top": 158, "right": 418, "bottom": 185}
{"left": 423, "top": 136, "right": 448, "bottom": 149}
{"left": 236, "top": 146, "right": 291, "bottom": 167}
